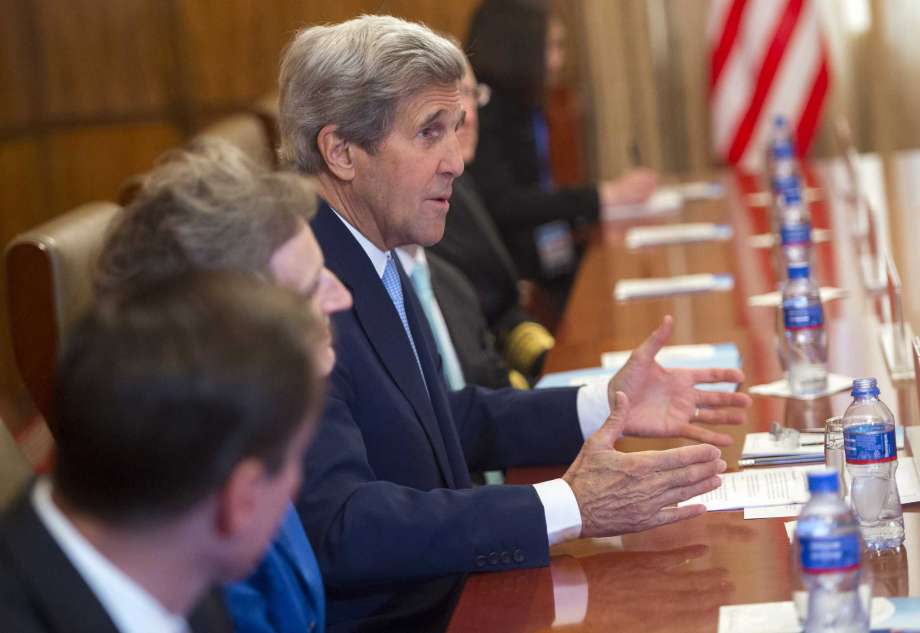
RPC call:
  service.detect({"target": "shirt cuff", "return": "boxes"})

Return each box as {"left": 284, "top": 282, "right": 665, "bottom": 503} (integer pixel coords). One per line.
{"left": 576, "top": 381, "right": 611, "bottom": 440}
{"left": 533, "top": 479, "right": 582, "bottom": 545}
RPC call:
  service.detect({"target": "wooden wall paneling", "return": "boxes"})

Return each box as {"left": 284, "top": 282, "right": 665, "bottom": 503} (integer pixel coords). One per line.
{"left": 276, "top": 0, "right": 370, "bottom": 32}
{"left": 0, "top": 0, "right": 39, "bottom": 130}
{"left": 46, "top": 122, "right": 180, "bottom": 214}
{"left": 178, "top": 0, "right": 480, "bottom": 113}
{"left": 0, "top": 140, "right": 46, "bottom": 247}
{"left": 374, "top": 0, "right": 477, "bottom": 39}
{"left": 177, "top": 0, "right": 294, "bottom": 109}
{"left": 34, "top": 0, "right": 174, "bottom": 120}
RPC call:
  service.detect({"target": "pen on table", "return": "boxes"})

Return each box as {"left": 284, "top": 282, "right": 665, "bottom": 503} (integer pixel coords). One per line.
{"left": 738, "top": 454, "right": 826, "bottom": 467}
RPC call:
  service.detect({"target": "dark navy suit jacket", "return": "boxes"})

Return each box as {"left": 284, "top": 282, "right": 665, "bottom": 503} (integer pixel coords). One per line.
{"left": 0, "top": 483, "right": 231, "bottom": 633}
{"left": 224, "top": 504, "right": 324, "bottom": 633}
{"left": 300, "top": 203, "right": 584, "bottom": 627}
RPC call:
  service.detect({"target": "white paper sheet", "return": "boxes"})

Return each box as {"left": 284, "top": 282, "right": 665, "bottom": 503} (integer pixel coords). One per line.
{"left": 745, "top": 503, "right": 804, "bottom": 520}
{"left": 601, "top": 188, "right": 682, "bottom": 221}
{"left": 614, "top": 273, "right": 734, "bottom": 301}
{"left": 748, "top": 373, "right": 854, "bottom": 401}
{"left": 746, "top": 456, "right": 920, "bottom": 520}
{"left": 678, "top": 467, "right": 813, "bottom": 511}
{"left": 674, "top": 180, "right": 725, "bottom": 200}
{"left": 748, "top": 228, "right": 832, "bottom": 249}
{"left": 624, "top": 223, "right": 732, "bottom": 249}
{"left": 718, "top": 598, "right": 897, "bottom": 633}
{"left": 747, "top": 286, "right": 848, "bottom": 308}
{"left": 600, "top": 343, "right": 739, "bottom": 369}
{"left": 741, "top": 432, "right": 825, "bottom": 459}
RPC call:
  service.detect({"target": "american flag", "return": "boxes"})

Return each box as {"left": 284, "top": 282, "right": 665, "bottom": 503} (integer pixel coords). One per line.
{"left": 709, "top": 0, "right": 830, "bottom": 170}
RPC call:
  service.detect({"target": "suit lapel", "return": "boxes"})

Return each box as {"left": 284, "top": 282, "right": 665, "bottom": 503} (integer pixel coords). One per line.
{"left": 312, "top": 204, "right": 456, "bottom": 487}
{"left": 0, "top": 485, "right": 121, "bottom": 633}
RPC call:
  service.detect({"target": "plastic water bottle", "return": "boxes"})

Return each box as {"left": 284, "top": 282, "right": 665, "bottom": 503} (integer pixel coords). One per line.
{"left": 782, "top": 263, "right": 828, "bottom": 395}
{"left": 766, "top": 114, "right": 799, "bottom": 188}
{"left": 770, "top": 172, "right": 804, "bottom": 228}
{"left": 778, "top": 183, "right": 813, "bottom": 270}
{"left": 795, "top": 469, "right": 868, "bottom": 633}
{"left": 843, "top": 377, "right": 904, "bottom": 552}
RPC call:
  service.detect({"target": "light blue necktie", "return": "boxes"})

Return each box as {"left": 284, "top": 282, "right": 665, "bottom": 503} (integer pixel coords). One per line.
{"left": 409, "top": 257, "right": 466, "bottom": 391}
{"left": 381, "top": 254, "right": 426, "bottom": 384}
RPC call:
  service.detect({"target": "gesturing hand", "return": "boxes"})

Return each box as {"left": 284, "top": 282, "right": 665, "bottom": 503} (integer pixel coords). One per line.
{"left": 609, "top": 315, "right": 752, "bottom": 446}
{"left": 563, "top": 392, "right": 725, "bottom": 538}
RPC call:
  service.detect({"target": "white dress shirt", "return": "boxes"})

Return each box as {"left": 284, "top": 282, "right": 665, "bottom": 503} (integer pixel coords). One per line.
{"left": 32, "top": 479, "right": 190, "bottom": 633}
{"left": 331, "top": 210, "right": 614, "bottom": 545}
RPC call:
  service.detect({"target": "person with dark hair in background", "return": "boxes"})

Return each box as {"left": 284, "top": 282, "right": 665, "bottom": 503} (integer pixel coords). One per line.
{"left": 0, "top": 272, "right": 322, "bottom": 633}
{"left": 429, "top": 47, "right": 555, "bottom": 382}
{"left": 466, "top": 0, "right": 658, "bottom": 307}
{"left": 96, "top": 139, "right": 353, "bottom": 633}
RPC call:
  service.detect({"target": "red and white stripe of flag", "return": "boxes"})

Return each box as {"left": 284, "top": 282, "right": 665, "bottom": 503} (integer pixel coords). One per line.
{"left": 709, "top": 0, "right": 830, "bottom": 170}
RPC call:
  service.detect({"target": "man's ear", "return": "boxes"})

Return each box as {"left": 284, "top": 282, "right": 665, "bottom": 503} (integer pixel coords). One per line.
{"left": 215, "top": 458, "right": 266, "bottom": 538}
{"left": 317, "top": 124, "right": 356, "bottom": 181}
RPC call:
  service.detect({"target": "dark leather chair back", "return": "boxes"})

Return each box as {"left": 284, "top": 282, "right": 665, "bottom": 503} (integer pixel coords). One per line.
{"left": 5, "top": 202, "right": 121, "bottom": 418}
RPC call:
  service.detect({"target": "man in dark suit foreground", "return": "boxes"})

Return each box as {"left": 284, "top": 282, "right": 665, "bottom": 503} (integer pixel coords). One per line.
{"left": 0, "top": 273, "right": 322, "bottom": 633}
{"left": 278, "top": 15, "right": 752, "bottom": 629}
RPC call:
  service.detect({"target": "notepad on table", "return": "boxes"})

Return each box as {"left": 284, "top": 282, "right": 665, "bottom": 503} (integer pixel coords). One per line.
{"left": 748, "top": 373, "right": 853, "bottom": 400}
{"left": 601, "top": 188, "right": 682, "bottom": 221}
{"left": 537, "top": 343, "right": 741, "bottom": 393}
{"left": 614, "top": 273, "right": 734, "bottom": 301}
{"left": 673, "top": 180, "right": 725, "bottom": 200}
{"left": 624, "top": 223, "right": 733, "bottom": 249}
{"left": 600, "top": 342, "right": 740, "bottom": 371}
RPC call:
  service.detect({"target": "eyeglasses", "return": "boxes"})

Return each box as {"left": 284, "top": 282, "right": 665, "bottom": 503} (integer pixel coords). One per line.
{"left": 461, "top": 82, "right": 491, "bottom": 108}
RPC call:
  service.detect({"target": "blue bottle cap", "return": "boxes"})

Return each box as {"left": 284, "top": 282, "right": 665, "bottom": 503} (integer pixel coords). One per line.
{"left": 807, "top": 469, "right": 840, "bottom": 494}
{"left": 788, "top": 264, "right": 810, "bottom": 279}
{"left": 851, "top": 377, "right": 880, "bottom": 398}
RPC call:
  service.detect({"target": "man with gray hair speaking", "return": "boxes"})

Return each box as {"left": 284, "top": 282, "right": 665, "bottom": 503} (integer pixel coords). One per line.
{"left": 279, "top": 15, "right": 751, "bottom": 628}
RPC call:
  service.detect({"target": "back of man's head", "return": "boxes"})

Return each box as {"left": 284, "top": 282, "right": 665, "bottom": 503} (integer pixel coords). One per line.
{"left": 52, "top": 271, "right": 319, "bottom": 526}
{"left": 95, "top": 138, "right": 316, "bottom": 295}
{"left": 278, "top": 14, "right": 465, "bottom": 175}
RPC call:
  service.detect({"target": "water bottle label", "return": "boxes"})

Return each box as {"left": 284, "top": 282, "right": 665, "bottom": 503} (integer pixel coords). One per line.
{"left": 783, "top": 301, "right": 823, "bottom": 330}
{"left": 780, "top": 223, "right": 811, "bottom": 245}
{"left": 844, "top": 424, "right": 897, "bottom": 464}
{"left": 799, "top": 533, "right": 860, "bottom": 574}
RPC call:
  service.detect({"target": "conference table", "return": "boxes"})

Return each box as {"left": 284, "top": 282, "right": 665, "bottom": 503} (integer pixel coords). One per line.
{"left": 444, "top": 153, "right": 920, "bottom": 632}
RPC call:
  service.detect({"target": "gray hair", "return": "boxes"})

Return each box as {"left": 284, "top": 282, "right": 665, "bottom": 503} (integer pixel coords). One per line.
{"left": 96, "top": 138, "right": 317, "bottom": 295}
{"left": 278, "top": 15, "right": 466, "bottom": 174}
